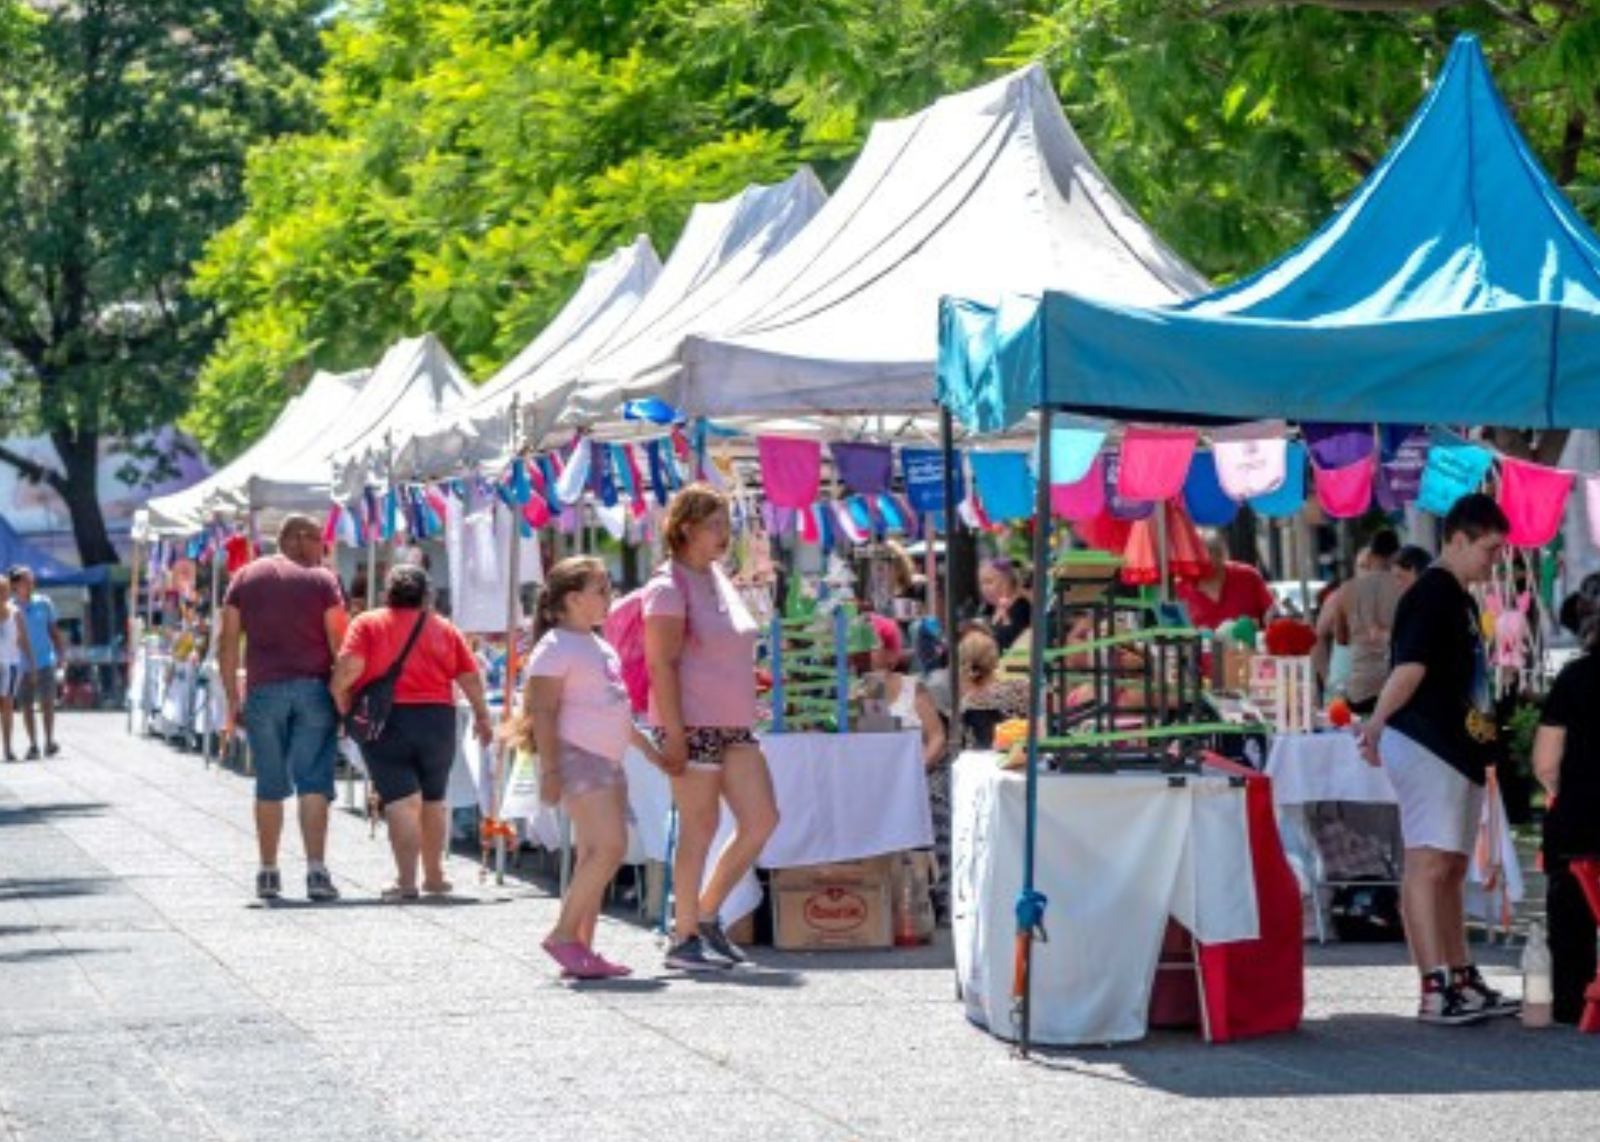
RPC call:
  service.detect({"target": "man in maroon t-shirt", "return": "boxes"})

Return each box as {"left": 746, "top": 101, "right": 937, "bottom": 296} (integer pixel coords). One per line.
{"left": 218, "top": 515, "right": 349, "bottom": 902}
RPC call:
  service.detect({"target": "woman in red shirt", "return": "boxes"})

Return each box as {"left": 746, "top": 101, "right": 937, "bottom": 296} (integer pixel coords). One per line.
{"left": 331, "top": 565, "right": 492, "bottom": 901}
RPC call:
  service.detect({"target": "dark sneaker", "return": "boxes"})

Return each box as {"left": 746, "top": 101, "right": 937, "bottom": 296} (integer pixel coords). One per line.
{"left": 664, "top": 935, "right": 733, "bottom": 972}
{"left": 44, "top": 742, "right": 60, "bottom": 757}
{"left": 1418, "top": 982, "right": 1490, "bottom": 1026}
{"left": 24, "top": 746, "right": 39, "bottom": 760}
{"left": 1455, "top": 965, "right": 1520, "bottom": 1017}
{"left": 306, "top": 868, "right": 341, "bottom": 902}
{"left": 698, "top": 919, "right": 750, "bottom": 965}
{"left": 255, "top": 869, "right": 282, "bottom": 901}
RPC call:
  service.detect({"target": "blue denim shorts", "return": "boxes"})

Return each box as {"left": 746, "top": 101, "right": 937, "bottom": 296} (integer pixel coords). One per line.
{"left": 242, "top": 678, "right": 339, "bottom": 802}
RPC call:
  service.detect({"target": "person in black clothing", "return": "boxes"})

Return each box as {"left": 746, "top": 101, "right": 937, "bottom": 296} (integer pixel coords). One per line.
{"left": 978, "top": 557, "right": 1031, "bottom": 653}
{"left": 1533, "top": 572, "right": 1600, "bottom": 1024}
{"left": 1355, "top": 494, "right": 1518, "bottom": 1026}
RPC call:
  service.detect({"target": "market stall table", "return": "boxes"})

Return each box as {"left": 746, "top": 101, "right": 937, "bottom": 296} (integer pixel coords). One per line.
{"left": 951, "top": 752, "right": 1302, "bottom": 1046}
{"left": 1265, "top": 730, "right": 1523, "bottom": 940}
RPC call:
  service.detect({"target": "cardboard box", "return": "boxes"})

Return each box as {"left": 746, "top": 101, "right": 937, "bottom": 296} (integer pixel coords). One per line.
{"left": 771, "top": 857, "right": 894, "bottom": 950}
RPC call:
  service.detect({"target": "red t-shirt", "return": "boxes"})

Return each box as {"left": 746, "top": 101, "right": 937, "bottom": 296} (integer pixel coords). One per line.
{"left": 222, "top": 556, "right": 344, "bottom": 689}
{"left": 1177, "top": 562, "right": 1274, "bottom": 630}
{"left": 341, "top": 609, "right": 478, "bottom": 705}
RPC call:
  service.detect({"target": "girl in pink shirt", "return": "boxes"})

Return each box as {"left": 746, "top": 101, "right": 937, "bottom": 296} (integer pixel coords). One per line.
{"left": 513, "top": 556, "right": 661, "bottom": 980}
{"left": 645, "top": 485, "right": 778, "bottom": 972}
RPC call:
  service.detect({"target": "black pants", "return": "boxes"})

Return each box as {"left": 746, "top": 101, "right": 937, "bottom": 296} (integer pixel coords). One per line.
{"left": 1546, "top": 862, "right": 1599, "bottom": 1025}
{"left": 359, "top": 704, "right": 457, "bottom": 804}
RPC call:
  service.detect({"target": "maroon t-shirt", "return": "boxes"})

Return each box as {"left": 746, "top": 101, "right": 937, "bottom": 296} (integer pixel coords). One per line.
{"left": 222, "top": 556, "right": 345, "bottom": 689}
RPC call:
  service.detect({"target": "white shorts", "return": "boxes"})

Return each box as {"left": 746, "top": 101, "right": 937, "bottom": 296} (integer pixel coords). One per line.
{"left": 1380, "top": 728, "right": 1485, "bottom": 855}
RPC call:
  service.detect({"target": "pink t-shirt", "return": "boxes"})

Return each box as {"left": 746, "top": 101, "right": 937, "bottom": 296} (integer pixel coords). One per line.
{"left": 527, "top": 629, "right": 635, "bottom": 761}
{"left": 643, "top": 563, "right": 758, "bottom": 729}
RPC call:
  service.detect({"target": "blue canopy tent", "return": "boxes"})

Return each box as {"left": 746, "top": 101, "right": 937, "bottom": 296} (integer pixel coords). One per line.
{"left": 0, "top": 515, "right": 111, "bottom": 587}
{"left": 933, "top": 34, "right": 1600, "bottom": 1052}
{"left": 938, "top": 35, "right": 1600, "bottom": 433}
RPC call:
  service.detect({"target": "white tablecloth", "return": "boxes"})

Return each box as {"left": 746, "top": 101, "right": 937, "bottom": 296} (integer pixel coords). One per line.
{"left": 1264, "top": 731, "right": 1523, "bottom": 912}
{"left": 952, "top": 754, "right": 1259, "bottom": 1046}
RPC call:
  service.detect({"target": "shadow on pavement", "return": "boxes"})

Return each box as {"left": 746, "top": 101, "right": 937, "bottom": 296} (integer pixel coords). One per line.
{"left": 0, "top": 875, "right": 114, "bottom": 899}
{"left": 0, "top": 802, "right": 109, "bottom": 828}
{"left": 1025, "top": 1013, "right": 1600, "bottom": 1097}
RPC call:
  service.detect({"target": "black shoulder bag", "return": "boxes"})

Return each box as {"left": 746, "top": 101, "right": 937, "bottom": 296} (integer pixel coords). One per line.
{"left": 347, "top": 610, "right": 429, "bottom": 744}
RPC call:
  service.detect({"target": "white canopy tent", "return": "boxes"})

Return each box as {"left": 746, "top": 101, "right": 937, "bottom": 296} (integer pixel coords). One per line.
{"left": 143, "top": 368, "right": 370, "bottom": 537}
{"left": 568, "top": 64, "right": 1207, "bottom": 423}
{"left": 393, "top": 237, "right": 662, "bottom": 478}
{"left": 554, "top": 170, "right": 827, "bottom": 439}
{"left": 207, "top": 332, "right": 467, "bottom": 513}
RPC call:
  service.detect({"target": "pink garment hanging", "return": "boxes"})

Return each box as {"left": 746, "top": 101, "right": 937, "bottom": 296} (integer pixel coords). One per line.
{"left": 1213, "top": 435, "right": 1287, "bottom": 501}
{"left": 1051, "top": 456, "right": 1105, "bottom": 522}
{"left": 1117, "top": 426, "right": 1199, "bottom": 502}
{"left": 1311, "top": 455, "right": 1375, "bottom": 519}
{"left": 1499, "top": 457, "right": 1573, "bottom": 548}
{"left": 756, "top": 436, "right": 822, "bottom": 509}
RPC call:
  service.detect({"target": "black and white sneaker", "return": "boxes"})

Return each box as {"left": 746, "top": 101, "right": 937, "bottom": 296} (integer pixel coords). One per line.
{"left": 698, "top": 919, "right": 750, "bottom": 966}
{"left": 663, "top": 935, "right": 733, "bottom": 972}
{"left": 1418, "top": 979, "right": 1489, "bottom": 1026}
{"left": 255, "top": 869, "right": 282, "bottom": 901}
{"left": 1455, "top": 965, "right": 1520, "bottom": 1017}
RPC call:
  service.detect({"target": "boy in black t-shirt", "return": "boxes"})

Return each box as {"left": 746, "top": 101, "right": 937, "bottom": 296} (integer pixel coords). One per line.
{"left": 1355, "top": 494, "right": 1519, "bottom": 1026}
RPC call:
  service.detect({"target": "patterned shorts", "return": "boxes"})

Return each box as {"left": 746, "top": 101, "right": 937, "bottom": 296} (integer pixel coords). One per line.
{"left": 648, "top": 726, "right": 758, "bottom": 768}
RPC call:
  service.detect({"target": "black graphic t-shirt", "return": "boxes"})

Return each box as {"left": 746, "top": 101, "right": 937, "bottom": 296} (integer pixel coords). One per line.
{"left": 1388, "top": 567, "right": 1490, "bottom": 785}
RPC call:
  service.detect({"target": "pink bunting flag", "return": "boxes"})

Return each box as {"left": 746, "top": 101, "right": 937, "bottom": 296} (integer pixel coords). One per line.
{"left": 757, "top": 435, "right": 822, "bottom": 508}
{"left": 1117, "top": 426, "right": 1199, "bottom": 502}
{"left": 1311, "top": 454, "right": 1375, "bottom": 519}
{"left": 1050, "top": 455, "right": 1106, "bottom": 522}
{"left": 1499, "top": 457, "right": 1573, "bottom": 548}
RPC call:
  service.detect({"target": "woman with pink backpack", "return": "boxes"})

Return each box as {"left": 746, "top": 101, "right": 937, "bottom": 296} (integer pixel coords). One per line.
{"left": 643, "top": 484, "right": 778, "bottom": 971}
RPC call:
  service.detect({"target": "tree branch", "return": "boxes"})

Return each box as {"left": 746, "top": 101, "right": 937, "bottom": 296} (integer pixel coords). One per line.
{"left": 0, "top": 443, "right": 69, "bottom": 497}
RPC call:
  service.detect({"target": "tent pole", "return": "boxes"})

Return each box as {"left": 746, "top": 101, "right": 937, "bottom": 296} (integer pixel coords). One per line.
{"left": 127, "top": 537, "right": 142, "bottom": 734}
{"left": 1017, "top": 406, "right": 1054, "bottom": 1057}
{"left": 204, "top": 547, "right": 223, "bottom": 769}
{"left": 939, "top": 409, "right": 961, "bottom": 720}
{"left": 491, "top": 394, "right": 524, "bottom": 886}
{"left": 1156, "top": 501, "right": 1171, "bottom": 603}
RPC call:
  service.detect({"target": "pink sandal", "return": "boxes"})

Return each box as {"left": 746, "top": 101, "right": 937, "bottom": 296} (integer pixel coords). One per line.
{"left": 542, "top": 938, "right": 610, "bottom": 980}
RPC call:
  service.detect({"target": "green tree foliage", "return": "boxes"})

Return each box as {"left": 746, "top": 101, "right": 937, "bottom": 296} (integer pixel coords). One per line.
{"left": 187, "top": 0, "right": 1042, "bottom": 458}
{"left": 0, "top": 1, "right": 325, "bottom": 569}
{"left": 193, "top": 1, "right": 1600, "bottom": 463}
{"left": 1006, "top": 1, "right": 1600, "bottom": 282}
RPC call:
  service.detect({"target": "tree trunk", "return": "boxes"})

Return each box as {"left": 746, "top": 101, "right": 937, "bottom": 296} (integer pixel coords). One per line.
{"left": 51, "top": 427, "right": 121, "bottom": 646}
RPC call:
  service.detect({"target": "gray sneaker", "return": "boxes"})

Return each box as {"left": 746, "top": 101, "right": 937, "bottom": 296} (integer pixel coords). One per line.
{"left": 255, "top": 869, "right": 282, "bottom": 900}
{"left": 663, "top": 935, "right": 733, "bottom": 972}
{"left": 698, "top": 919, "right": 749, "bottom": 965}
{"left": 306, "top": 868, "right": 341, "bottom": 902}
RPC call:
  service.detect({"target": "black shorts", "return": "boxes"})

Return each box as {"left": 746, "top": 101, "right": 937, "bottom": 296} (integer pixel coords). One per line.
{"left": 358, "top": 704, "right": 457, "bottom": 804}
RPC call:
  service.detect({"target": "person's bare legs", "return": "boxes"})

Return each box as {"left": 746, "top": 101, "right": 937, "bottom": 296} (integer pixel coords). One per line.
{"left": 698, "top": 745, "right": 779, "bottom": 920}
{"left": 383, "top": 794, "right": 423, "bottom": 892}
{"left": 40, "top": 683, "right": 56, "bottom": 750}
{"left": 255, "top": 800, "right": 285, "bottom": 866}
{"left": 419, "top": 799, "right": 451, "bottom": 892}
{"left": 1, "top": 697, "right": 13, "bottom": 758}
{"left": 1401, "top": 847, "right": 1468, "bottom": 972}
{"left": 297, "top": 793, "right": 329, "bottom": 864}
{"left": 19, "top": 690, "right": 38, "bottom": 751}
{"left": 550, "top": 786, "right": 628, "bottom": 948}
{"left": 670, "top": 768, "right": 723, "bottom": 941}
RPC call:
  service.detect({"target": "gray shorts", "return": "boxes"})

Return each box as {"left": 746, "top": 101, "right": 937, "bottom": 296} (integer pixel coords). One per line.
{"left": 17, "top": 668, "right": 56, "bottom": 707}
{"left": 1380, "top": 728, "right": 1486, "bottom": 855}
{"left": 554, "top": 742, "right": 628, "bottom": 804}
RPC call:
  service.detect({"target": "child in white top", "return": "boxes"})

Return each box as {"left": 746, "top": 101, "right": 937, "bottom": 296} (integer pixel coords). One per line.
{"left": 0, "top": 577, "right": 36, "bottom": 763}
{"left": 512, "top": 557, "right": 661, "bottom": 981}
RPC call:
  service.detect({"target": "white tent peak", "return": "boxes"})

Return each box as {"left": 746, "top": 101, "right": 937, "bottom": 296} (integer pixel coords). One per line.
{"left": 393, "top": 235, "right": 663, "bottom": 476}
{"left": 559, "top": 168, "right": 829, "bottom": 429}
{"left": 591, "top": 62, "right": 1206, "bottom": 419}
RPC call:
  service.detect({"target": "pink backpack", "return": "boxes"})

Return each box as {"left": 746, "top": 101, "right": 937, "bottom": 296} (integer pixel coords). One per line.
{"left": 604, "top": 564, "right": 690, "bottom": 715}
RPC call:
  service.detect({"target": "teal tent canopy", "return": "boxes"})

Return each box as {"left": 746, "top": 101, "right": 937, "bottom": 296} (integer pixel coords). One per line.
{"left": 938, "top": 36, "right": 1600, "bottom": 432}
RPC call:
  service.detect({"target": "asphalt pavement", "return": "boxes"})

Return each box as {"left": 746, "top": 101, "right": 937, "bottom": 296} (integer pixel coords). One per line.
{"left": 1, "top": 712, "right": 1596, "bottom": 1142}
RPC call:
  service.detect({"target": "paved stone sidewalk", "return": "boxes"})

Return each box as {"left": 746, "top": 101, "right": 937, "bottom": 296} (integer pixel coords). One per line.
{"left": 1, "top": 713, "right": 1597, "bottom": 1142}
